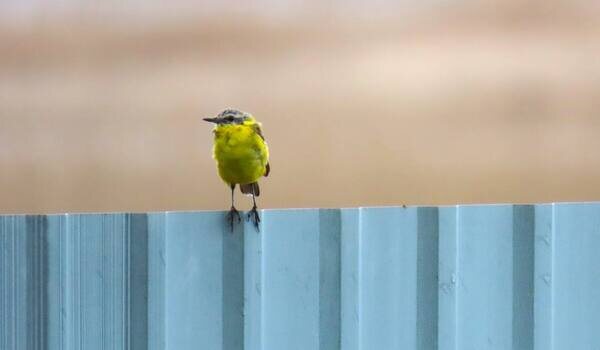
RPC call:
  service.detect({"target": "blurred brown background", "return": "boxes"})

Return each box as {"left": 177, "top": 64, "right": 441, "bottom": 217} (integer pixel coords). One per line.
{"left": 1, "top": 1, "right": 600, "bottom": 214}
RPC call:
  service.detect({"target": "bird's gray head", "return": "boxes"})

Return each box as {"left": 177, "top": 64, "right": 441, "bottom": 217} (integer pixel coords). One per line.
{"left": 203, "top": 108, "right": 250, "bottom": 125}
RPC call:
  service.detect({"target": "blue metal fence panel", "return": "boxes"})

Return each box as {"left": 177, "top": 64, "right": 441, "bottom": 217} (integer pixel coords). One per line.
{"left": 2, "top": 203, "right": 600, "bottom": 349}
{"left": 552, "top": 204, "right": 600, "bottom": 349}
{"left": 355, "top": 208, "right": 418, "bottom": 349}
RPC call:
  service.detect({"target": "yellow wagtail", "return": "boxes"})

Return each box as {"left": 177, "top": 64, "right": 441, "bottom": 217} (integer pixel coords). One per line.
{"left": 203, "top": 108, "right": 270, "bottom": 231}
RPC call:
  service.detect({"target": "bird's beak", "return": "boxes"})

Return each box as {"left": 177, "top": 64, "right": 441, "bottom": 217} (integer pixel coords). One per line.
{"left": 203, "top": 117, "right": 219, "bottom": 123}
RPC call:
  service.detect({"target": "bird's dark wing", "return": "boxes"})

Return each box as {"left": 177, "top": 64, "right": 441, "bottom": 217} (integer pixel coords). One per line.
{"left": 240, "top": 182, "right": 260, "bottom": 197}
{"left": 254, "top": 124, "right": 265, "bottom": 140}
{"left": 253, "top": 124, "right": 270, "bottom": 177}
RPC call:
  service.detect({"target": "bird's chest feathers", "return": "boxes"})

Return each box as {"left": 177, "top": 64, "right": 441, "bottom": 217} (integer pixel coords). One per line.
{"left": 211, "top": 122, "right": 268, "bottom": 185}
{"left": 214, "top": 125, "right": 261, "bottom": 158}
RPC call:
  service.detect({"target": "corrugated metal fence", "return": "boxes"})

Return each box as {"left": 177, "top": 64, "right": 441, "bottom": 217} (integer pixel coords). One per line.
{"left": 1, "top": 203, "right": 600, "bottom": 349}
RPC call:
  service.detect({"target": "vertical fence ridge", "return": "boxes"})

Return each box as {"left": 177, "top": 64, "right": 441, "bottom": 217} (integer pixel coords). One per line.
{"left": 318, "top": 209, "right": 342, "bottom": 350}
{"left": 511, "top": 206, "right": 535, "bottom": 350}
{"left": 222, "top": 211, "right": 244, "bottom": 350}
{"left": 244, "top": 211, "right": 264, "bottom": 350}
{"left": 341, "top": 208, "right": 361, "bottom": 350}
{"left": 147, "top": 213, "right": 166, "bottom": 350}
{"left": 416, "top": 207, "right": 439, "bottom": 350}
{"left": 25, "top": 216, "right": 48, "bottom": 350}
{"left": 534, "top": 204, "right": 554, "bottom": 350}
{"left": 128, "top": 213, "right": 150, "bottom": 350}
{"left": 438, "top": 206, "right": 459, "bottom": 350}
{"left": 45, "top": 215, "right": 66, "bottom": 350}
{"left": 0, "top": 217, "right": 27, "bottom": 350}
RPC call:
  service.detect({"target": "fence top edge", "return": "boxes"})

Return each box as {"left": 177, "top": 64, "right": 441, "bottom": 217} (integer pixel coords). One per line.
{"left": 1, "top": 201, "right": 599, "bottom": 217}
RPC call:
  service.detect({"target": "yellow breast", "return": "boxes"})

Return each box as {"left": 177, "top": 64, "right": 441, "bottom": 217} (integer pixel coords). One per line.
{"left": 212, "top": 123, "right": 269, "bottom": 185}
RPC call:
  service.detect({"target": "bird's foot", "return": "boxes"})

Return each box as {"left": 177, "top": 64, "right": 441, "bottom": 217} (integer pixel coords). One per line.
{"left": 246, "top": 205, "right": 261, "bottom": 231}
{"left": 226, "top": 206, "right": 242, "bottom": 232}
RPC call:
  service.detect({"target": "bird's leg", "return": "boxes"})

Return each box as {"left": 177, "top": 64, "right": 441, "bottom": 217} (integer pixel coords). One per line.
{"left": 247, "top": 193, "right": 261, "bottom": 231}
{"left": 226, "top": 184, "right": 241, "bottom": 232}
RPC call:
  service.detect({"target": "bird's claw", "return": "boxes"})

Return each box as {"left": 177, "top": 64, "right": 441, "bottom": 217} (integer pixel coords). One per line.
{"left": 226, "top": 206, "right": 242, "bottom": 232}
{"left": 246, "top": 206, "right": 261, "bottom": 231}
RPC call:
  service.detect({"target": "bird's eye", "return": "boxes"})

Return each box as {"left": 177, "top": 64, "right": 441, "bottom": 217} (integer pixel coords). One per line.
{"left": 225, "top": 116, "right": 234, "bottom": 122}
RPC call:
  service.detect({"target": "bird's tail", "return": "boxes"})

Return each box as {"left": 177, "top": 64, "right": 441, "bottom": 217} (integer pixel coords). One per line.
{"left": 240, "top": 182, "right": 260, "bottom": 197}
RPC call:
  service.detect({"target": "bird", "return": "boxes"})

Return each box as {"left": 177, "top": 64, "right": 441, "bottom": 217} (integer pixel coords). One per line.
{"left": 203, "top": 108, "right": 270, "bottom": 231}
